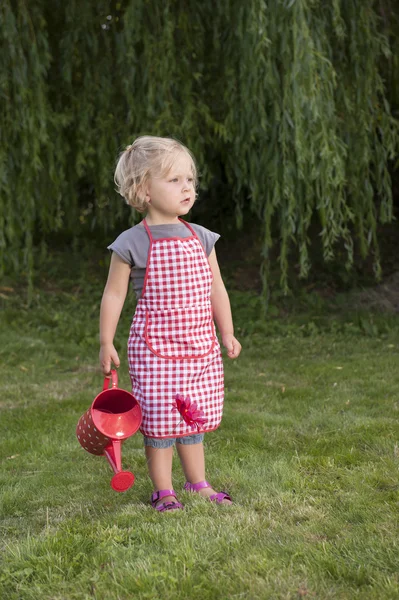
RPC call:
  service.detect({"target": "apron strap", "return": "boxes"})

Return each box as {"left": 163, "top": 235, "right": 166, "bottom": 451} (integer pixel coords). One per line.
{"left": 142, "top": 219, "right": 153, "bottom": 241}
{"left": 143, "top": 218, "right": 198, "bottom": 242}
{"left": 142, "top": 218, "right": 204, "bottom": 253}
{"left": 178, "top": 218, "right": 198, "bottom": 239}
{"left": 179, "top": 218, "right": 208, "bottom": 256}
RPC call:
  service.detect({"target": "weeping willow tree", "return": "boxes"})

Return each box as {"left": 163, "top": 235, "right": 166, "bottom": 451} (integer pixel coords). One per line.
{"left": 1, "top": 0, "right": 398, "bottom": 297}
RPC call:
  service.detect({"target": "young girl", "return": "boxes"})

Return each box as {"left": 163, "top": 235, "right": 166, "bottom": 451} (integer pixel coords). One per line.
{"left": 99, "top": 136, "right": 241, "bottom": 511}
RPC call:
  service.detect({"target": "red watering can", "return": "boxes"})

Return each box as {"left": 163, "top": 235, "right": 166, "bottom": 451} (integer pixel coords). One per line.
{"left": 76, "top": 370, "right": 142, "bottom": 492}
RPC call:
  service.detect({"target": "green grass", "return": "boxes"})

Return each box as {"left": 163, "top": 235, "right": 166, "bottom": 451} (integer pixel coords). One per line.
{"left": 1, "top": 256, "right": 399, "bottom": 599}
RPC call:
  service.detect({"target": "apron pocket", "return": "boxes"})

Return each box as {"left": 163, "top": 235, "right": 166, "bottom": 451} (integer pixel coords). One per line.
{"left": 144, "top": 304, "right": 215, "bottom": 359}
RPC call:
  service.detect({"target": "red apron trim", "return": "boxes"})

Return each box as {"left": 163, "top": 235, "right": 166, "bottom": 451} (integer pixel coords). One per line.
{"left": 143, "top": 426, "right": 220, "bottom": 440}
{"left": 141, "top": 221, "right": 153, "bottom": 298}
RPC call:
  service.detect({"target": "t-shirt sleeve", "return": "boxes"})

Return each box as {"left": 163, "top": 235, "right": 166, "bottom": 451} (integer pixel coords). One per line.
{"left": 107, "top": 230, "right": 135, "bottom": 266}
{"left": 191, "top": 224, "right": 220, "bottom": 256}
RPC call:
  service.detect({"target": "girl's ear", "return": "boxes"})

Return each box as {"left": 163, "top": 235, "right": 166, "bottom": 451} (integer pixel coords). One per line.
{"left": 144, "top": 179, "right": 152, "bottom": 204}
{"left": 138, "top": 182, "right": 151, "bottom": 205}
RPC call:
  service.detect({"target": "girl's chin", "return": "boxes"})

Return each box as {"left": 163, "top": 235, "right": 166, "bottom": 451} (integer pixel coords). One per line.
{"left": 179, "top": 202, "right": 193, "bottom": 213}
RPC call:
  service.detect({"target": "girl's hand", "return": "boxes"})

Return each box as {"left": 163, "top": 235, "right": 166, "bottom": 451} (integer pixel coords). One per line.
{"left": 222, "top": 334, "right": 242, "bottom": 359}
{"left": 99, "top": 343, "right": 120, "bottom": 376}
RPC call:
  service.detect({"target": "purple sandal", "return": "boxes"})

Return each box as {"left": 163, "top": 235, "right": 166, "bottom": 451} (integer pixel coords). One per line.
{"left": 184, "top": 481, "right": 232, "bottom": 504}
{"left": 151, "top": 489, "right": 184, "bottom": 512}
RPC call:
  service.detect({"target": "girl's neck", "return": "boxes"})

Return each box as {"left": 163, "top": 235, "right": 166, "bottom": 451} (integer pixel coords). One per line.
{"left": 144, "top": 215, "right": 181, "bottom": 226}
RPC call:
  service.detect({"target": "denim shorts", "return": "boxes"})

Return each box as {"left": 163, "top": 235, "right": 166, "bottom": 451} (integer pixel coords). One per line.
{"left": 143, "top": 433, "right": 204, "bottom": 449}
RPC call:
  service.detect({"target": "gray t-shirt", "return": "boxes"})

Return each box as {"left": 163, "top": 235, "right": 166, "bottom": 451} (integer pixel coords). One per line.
{"left": 108, "top": 221, "right": 220, "bottom": 298}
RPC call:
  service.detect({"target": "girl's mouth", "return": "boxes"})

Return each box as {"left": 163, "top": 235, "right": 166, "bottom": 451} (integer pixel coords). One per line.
{"left": 181, "top": 198, "right": 191, "bottom": 204}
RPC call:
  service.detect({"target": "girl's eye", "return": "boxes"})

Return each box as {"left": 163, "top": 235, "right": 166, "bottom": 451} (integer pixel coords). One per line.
{"left": 168, "top": 177, "right": 193, "bottom": 183}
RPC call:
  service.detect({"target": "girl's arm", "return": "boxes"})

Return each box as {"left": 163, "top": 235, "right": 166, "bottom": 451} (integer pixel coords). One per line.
{"left": 99, "top": 253, "right": 131, "bottom": 375}
{"left": 208, "top": 248, "right": 241, "bottom": 359}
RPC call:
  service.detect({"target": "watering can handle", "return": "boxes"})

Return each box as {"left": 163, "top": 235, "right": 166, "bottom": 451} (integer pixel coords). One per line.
{"left": 103, "top": 369, "right": 118, "bottom": 391}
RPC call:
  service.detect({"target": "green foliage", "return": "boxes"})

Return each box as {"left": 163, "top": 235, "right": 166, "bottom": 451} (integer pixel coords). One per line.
{"left": 1, "top": 0, "right": 399, "bottom": 296}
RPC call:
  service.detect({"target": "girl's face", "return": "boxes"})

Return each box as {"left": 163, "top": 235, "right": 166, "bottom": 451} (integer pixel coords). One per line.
{"left": 145, "top": 153, "right": 196, "bottom": 223}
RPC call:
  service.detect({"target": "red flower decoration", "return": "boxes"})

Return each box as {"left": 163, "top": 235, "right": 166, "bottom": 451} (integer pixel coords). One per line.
{"left": 172, "top": 394, "right": 207, "bottom": 432}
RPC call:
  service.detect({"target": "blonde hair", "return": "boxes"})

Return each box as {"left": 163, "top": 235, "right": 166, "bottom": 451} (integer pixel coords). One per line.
{"left": 114, "top": 136, "right": 198, "bottom": 212}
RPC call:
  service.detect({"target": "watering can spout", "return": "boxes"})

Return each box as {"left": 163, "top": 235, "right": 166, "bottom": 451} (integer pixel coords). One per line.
{"left": 104, "top": 440, "right": 135, "bottom": 492}
{"left": 76, "top": 370, "right": 142, "bottom": 492}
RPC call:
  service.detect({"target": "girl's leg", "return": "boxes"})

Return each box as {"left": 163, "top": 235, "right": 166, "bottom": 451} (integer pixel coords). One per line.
{"left": 176, "top": 440, "right": 205, "bottom": 483}
{"left": 176, "top": 440, "right": 231, "bottom": 504}
{"left": 145, "top": 445, "right": 176, "bottom": 507}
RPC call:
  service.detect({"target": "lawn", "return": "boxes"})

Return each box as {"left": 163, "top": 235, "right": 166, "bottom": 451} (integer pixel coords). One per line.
{"left": 1, "top": 252, "right": 399, "bottom": 600}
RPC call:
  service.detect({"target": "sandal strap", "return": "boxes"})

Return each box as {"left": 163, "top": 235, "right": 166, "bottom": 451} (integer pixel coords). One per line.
{"left": 184, "top": 480, "right": 211, "bottom": 492}
{"left": 156, "top": 501, "right": 184, "bottom": 512}
{"left": 209, "top": 491, "right": 232, "bottom": 503}
{"left": 151, "top": 489, "right": 176, "bottom": 506}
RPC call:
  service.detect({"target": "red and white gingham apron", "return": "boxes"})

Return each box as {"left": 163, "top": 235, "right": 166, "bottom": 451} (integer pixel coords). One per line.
{"left": 127, "top": 219, "right": 224, "bottom": 438}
